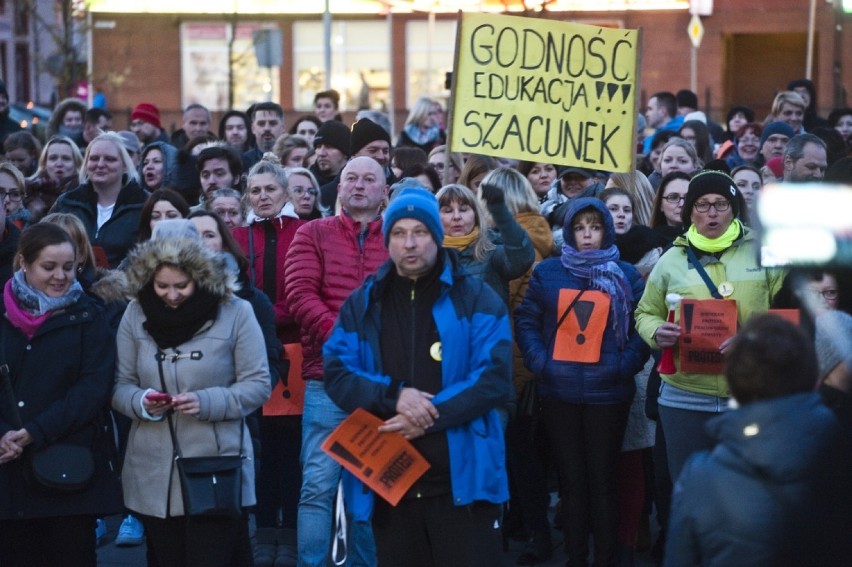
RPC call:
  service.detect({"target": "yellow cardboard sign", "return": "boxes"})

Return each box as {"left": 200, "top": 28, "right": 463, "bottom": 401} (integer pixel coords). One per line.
{"left": 450, "top": 12, "right": 640, "bottom": 172}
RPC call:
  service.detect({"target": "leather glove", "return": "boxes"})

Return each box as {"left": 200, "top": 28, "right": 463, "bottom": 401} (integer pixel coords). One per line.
{"left": 479, "top": 182, "right": 505, "bottom": 206}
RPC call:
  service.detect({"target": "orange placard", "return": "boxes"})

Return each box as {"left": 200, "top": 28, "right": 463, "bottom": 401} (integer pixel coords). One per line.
{"left": 766, "top": 309, "right": 801, "bottom": 326}
{"left": 552, "top": 289, "right": 610, "bottom": 363}
{"left": 262, "top": 343, "right": 305, "bottom": 416}
{"left": 679, "top": 299, "right": 738, "bottom": 374}
{"left": 321, "top": 408, "right": 430, "bottom": 506}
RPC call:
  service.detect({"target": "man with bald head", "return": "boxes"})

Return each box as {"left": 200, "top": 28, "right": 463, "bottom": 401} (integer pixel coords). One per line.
{"left": 285, "top": 156, "right": 390, "bottom": 567}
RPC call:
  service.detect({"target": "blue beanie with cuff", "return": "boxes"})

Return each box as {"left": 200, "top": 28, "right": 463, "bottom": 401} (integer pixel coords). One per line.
{"left": 382, "top": 188, "right": 444, "bottom": 247}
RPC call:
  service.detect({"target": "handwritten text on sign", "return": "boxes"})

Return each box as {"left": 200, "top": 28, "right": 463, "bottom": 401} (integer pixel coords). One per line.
{"left": 450, "top": 13, "right": 639, "bottom": 172}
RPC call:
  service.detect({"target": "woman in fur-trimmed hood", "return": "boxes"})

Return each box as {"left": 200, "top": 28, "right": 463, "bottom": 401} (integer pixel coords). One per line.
{"left": 124, "top": 232, "right": 236, "bottom": 304}
{"left": 112, "top": 222, "right": 270, "bottom": 566}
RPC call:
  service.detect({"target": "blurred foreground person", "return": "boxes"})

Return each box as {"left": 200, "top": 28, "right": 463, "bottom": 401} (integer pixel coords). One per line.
{"left": 666, "top": 314, "right": 852, "bottom": 567}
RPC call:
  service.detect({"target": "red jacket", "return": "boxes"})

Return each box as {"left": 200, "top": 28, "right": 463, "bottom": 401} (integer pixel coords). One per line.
{"left": 284, "top": 213, "right": 388, "bottom": 380}
{"left": 233, "top": 215, "right": 305, "bottom": 344}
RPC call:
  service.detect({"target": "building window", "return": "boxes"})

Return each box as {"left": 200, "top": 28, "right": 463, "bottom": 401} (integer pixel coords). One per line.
{"left": 292, "top": 20, "right": 390, "bottom": 113}
{"left": 180, "top": 22, "right": 280, "bottom": 112}
{"left": 405, "top": 19, "right": 455, "bottom": 109}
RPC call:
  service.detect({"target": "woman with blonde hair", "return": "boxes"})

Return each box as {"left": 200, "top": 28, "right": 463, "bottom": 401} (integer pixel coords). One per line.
{"left": 397, "top": 96, "right": 446, "bottom": 153}
{"left": 436, "top": 182, "right": 533, "bottom": 305}
{"left": 427, "top": 144, "right": 462, "bottom": 185}
{"left": 659, "top": 137, "right": 703, "bottom": 178}
{"left": 605, "top": 171, "right": 656, "bottom": 227}
{"left": 273, "top": 134, "right": 311, "bottom": 169}
{"left": 25, "top": 135, "right": 84, "bottom": 222}
{"left": 52, "top": 132, "right": 146, "bottom": 269}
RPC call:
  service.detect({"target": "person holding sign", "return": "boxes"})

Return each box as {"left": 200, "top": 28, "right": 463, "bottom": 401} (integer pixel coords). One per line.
{"left": 635, "top": 170, "right": 785, "bottom": 482}
{"left": 514, "top": 197, "right": 649, "bottom": 567}
{"left": 323, "top": 188, "right": 513, "bottom": 567}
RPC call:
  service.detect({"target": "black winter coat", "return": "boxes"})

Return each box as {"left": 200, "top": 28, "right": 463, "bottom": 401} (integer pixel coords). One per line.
{"left": 666, "top": 392, "right": 852, "bottom": 566}
{"left": 0, "top": 292, "right": 123, "bottom": 519}
{"left": 51, "top": 179, "right": 149, "bottom": 269}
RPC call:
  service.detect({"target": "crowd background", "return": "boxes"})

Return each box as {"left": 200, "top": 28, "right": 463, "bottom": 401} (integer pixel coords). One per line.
{"left": 0, "top": 76, "right": 849, "bottom": 567}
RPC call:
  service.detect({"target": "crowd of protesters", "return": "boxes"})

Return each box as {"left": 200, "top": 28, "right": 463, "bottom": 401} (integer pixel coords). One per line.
{"left": 0, "top": 75, "right": 849, "bottom": 567}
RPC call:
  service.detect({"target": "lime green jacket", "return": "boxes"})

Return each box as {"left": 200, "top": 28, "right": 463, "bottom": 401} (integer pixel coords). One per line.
{"left": 635, "top": 229, "right": 785, "bottom": 397}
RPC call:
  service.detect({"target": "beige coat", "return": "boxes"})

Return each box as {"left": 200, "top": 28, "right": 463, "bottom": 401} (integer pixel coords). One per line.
{"left": 112, "top": 297, "right": 271, "bottom": 518}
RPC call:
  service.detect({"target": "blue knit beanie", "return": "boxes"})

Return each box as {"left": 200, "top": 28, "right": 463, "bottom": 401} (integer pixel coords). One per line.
{"left": 759, "top": 121, "right": 795, "bottom": 148}
{"left": 382, "top": 188, "right": 444, "bottom": 246}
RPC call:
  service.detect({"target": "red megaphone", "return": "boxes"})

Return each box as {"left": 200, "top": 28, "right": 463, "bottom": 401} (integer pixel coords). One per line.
{"left": 656, "top": 293, "right": 682, "bottom": 375}
{"left": 657, "top": 308, "right": 677, "bottom": 374}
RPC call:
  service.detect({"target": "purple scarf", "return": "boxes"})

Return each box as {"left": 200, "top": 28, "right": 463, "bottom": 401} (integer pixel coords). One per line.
{"left": 560, "top": 243, "right": 633, "bottom": 349}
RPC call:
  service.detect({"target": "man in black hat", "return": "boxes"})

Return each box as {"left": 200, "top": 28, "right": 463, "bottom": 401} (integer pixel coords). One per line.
{"left": 0, "top": 81, "right": 22, "bottom": 147}
{"left": 318, "top": 118, "right": 398, "bottom": 209}
{"left": 311, "top": 121, "right": 351, "bottom": 208}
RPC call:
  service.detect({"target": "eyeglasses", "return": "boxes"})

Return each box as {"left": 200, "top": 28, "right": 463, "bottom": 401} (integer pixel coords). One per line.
{"left": 663, "top": 194, "right": 685, "bottom": 204}
{"left": 693, "top": 200, "right": 730, "bottom": 213}
{"left": 0, "top": 190, "right": 22, "bottom": 201}
{"left": 810, "top": 289, "right": 839, "bottom": 301}
{"left": 290, "top": 187, "right": 318, "bottom": 197}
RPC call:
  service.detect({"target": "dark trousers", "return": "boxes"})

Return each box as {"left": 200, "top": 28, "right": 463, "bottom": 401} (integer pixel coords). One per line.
{"left": 657, "top": 405, "right": 718, "bottom": 482}
{"left": 139, "top": 512, "right": 253, "bottom": 567}
{"left": 0, "top": 515, "right": 97, "bottom": 567}
{"left": 255, "top": 414, "right": 302, "bottom": 529}
{"left": 542, "top": 400, "right": 630, "bottom": 567}
{"left": 372, "top": 494, "right": 503, "bottom": 567}
{"left": 506, "top": 411, "right": 551, "bottom": 533}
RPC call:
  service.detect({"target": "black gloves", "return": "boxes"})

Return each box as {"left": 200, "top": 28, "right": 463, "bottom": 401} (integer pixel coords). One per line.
{"left": 479, "top": 182, "right": 505, "bottom": 206}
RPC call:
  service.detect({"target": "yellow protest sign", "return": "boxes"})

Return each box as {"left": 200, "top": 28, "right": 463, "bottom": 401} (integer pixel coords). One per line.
{"left": 449, "top": 12, "right": 640, "bottom": 173}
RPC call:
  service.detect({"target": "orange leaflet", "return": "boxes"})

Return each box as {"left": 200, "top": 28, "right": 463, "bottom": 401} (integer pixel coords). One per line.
{"left": 321, "top": 408, "right": 430, "bottom": 506}
{"left": 679, "top": 299, "right": 738, "bottom": 374}
{"left": 552, "top": 289, "right": 610, "bottom": 364}
{"left": 263, "top": 343, "right": 305, "bottom": 416}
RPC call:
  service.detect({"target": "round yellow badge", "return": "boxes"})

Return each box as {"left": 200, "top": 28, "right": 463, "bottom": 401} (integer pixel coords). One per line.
{"left": 429, "top": 342, "right": 442, "bottom": 362}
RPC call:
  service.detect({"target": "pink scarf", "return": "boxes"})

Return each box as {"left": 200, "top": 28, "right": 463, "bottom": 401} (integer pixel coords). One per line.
{"left": 3, "top": 280, "right": 50, "bottom": 339}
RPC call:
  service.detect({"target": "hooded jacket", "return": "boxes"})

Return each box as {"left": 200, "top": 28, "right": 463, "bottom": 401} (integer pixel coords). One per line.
{"left": 139, "top": 141, "right": 179, "bottom": 192}
{"left": 539, "top": 181, "right": 604, "bottom": 248}
{"left": 51, "top": 177, "right": 149, "bottom": 269}
{"left": 112, "top": 236, "right": 271, "bottom": 518}
{"left": 634, "top": 229, "right": 785, "bottom": 398}
{"left": 323, "top": 249, "right": 513, "bottom": 506}
{"left": 666, "top": 392, "right": 852, "bottom": 566}
{"left": 514, "top": 198, "right": 649, "bottom": 405}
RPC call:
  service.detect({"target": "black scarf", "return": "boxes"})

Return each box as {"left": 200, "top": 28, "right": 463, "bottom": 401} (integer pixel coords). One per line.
{"left": 138, "top": 282, "right": 221, "bottom": 349}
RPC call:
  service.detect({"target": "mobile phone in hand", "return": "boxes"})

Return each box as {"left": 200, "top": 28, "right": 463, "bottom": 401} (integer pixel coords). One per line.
{"left": 145, "top": 392, "right": 172, "bottom": 404}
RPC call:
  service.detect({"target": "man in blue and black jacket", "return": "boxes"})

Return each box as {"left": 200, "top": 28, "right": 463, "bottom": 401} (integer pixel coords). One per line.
{"left": 323, "top": 187, "right": 513, "bottom": 567}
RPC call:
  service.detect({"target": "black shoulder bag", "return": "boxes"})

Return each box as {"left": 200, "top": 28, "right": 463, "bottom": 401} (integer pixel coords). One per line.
{"left": 0, "top": 325, "right": 94, "bottom": 494}
{"left": 157, "top": 350, "right": 244, "bottom": 518}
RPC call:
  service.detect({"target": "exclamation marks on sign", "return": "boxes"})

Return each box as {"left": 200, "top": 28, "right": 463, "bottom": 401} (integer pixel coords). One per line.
{"left": 682, "top": 302, "right": 694, "bottom": 344}
{"left": 574, "top": 301, "right": 594, "bottom": 345}
{"left": 594, "top": 82, "right": 633, "bottom": 115}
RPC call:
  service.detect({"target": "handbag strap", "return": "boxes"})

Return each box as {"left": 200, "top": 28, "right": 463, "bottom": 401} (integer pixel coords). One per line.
{"left": 685, "top": 247, "right": 723, "bottom": 300}
{"left": 0, "top": 322, "right": 23, "bottom": 429}
{"left": 547, "top": 289, "right": 585, "bottom": 349}
{"left": 155, "top": 350, "right": 245, "bottom": 460}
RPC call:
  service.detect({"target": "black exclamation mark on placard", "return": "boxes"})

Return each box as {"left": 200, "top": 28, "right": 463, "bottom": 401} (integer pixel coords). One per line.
{"left": 682, "top": 303, "right": 694, "bottom": 344}
{"left": 574, "top": 301, "right": 594, "bottom": 345}
{"left": 329, "top": 442, "right": 369, "bottom": 475}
